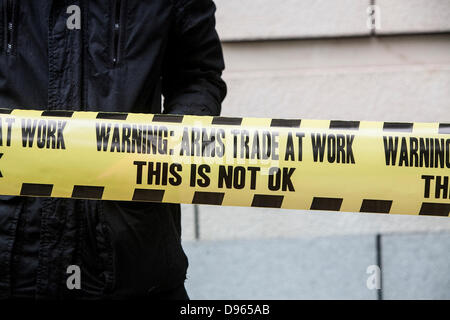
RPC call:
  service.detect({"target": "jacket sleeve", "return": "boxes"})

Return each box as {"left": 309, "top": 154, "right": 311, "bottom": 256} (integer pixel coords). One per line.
{"left": 162, "top": 0, "right": 227, "bottom": 116}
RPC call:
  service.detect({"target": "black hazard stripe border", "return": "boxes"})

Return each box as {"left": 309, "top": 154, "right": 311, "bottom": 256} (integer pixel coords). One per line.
{"left": 212, "top": 117, "right": 243, "bottom": 126}
{"left": 97, "top": 112, "right": 129, "bottom": 120}
{"left": 72, "top": 185, "right": 104, "bottom": 199}
{"left": 4, "top": 109, "right": 442, "bottom": 137}
{"left": 360, "top": 199, "right": 392, "bottom": 214}
{"left": 14, "top": 183, "right": 450, "bottom": 217}
{"left": 20, "top": 183, "right": 53, "bottom": 197}
{"left": 133, "top": 189, "right": 165, "bottom": 202}
{"left": 192, "top": 191, "right": 225, "bottom": 205}
{"left": 0, "top": 108, "right": 13, "bottom": 114}
{"left": 41, "top": 110, "right": 74, "bottom": 118}
{"left": 383, "top": 122, "right": 413, "bottom": 132}
{"left": 439, "top": 123, "right": 450, "bottom": 134}
{"left": 251, "top": 194, "right": 284, "bottom": 208}
{"left": 310, "top": 197, "right": 343, "bottom": 211}
{"left": 329, "top": 120, "right": 360, "bottom": 130}
{"left": 152, "top": 114, "right": 184, "bottom": 123}
{"left": 419, "top": 203, "right": 450, "bottom": 217}
{"left": 270, "top": 119, "right": 301, "bottom": 128}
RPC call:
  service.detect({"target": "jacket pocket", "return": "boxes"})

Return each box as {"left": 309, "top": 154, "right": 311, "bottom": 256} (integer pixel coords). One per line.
{"left": 110, "top": 0, "right": 126, "bottom": 66}
{"left": 2, "top": 0, "right": 19, "bottom": 55}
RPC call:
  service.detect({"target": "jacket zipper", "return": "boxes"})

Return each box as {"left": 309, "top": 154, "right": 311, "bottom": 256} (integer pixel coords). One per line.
{"left": 5, "top": 0, "right": 15, "bottom": 54}
{"left": 112, "top": 0, "right": 122, "bottom": 65}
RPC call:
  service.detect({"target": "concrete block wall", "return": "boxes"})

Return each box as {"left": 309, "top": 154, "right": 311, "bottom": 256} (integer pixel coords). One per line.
{"left": 184, "top": 233, "right": 450, "bottom": 300}
{"left": 180, "top": 0, "right": 450, "bottom": 299}
{"left": 382, "top": 232, "right": 450, "bottom": 299}
{"left": 184, "top": 235, "right": 378, "bottom": 300}
{"left": 376, "top": 0, "right": 450, "bottom": 34}
{"left": 214, "top": 0, "right": 371, "bottom": 41}
{"left": 221, "top": 35, "right": 450, "bottom": 122}
{"left": 181, "top": 205, "right": 450, "bottom": 241}
{"left": 214, "top": 0, "right": 450, "bottom": 40}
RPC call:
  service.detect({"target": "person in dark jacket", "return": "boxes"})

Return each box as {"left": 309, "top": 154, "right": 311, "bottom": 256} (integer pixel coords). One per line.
{"left": 0, "top": 0, "right": 226, "bottom": 299}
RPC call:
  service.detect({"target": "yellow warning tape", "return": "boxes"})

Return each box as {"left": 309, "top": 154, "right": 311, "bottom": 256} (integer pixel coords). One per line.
{"left": 0, "top": 108, "right": 449, "bottom": 217}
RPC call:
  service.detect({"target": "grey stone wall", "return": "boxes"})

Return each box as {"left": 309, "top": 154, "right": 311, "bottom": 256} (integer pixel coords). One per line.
{"left": 181, "top": 0, "right": 450, "bottom": 299}
{"left": 183, "top": 233, "right": 450, "bottom": 300}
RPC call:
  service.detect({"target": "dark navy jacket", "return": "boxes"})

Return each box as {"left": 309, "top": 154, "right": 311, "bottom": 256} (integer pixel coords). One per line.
{"left": 0, "top": 0, "right": 226, "bottom": 298}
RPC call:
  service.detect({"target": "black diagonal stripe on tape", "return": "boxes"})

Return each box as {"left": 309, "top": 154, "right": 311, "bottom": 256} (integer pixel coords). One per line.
{"left": 41, "top": 110, "right": 74, "bottom": 118}
{"left": 270, "top": 119, "right": 301, "bottom": 128}
{"left": 251, "top": 195, "right": 284, "bottom": 208}
{"left": 211, "top": 117, "right": 242, "bottom": 126}
{"left": 132, "top": 189, "right": 165, "bottom": 202}
{"left": 0, "top": 153, "right": 2, "bottom": 177}
{"left": 152, "top": 114, "right": 184, "bottom": 123}
{"left": 310, "top": 197, "right": 343, "bottom": 211}
{"left": 438, "top": 123, "right": 450, "bottom": 134}
{"left": 20, "top": 183, "right": 53, "bottom": 197}
{"left": 419, "top": 203, "right": 450, "bottom": 217}
{"left": 329, "top": 120, "right": 360, "bottom": 130}
{"left": 0, "top": 108, "right": 12, "bottom": 114}
{"left": 72, "top": 186, "right": 104, "bottom": 199}
{"left": 192, "top": 191, "right": 224, "bottom": 205}
{"left": 360, "top": 199, "right": 392, "bottom": 214}
{"left": 383, "top": 122, "right": 413, "bottom": 132}
{"left": 96, "top": 112, "right": 128, "bottom": 120}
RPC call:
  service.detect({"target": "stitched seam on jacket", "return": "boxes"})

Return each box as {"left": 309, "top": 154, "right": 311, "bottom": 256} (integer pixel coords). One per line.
{"left": 0, "top": 200, "right": 23, "bottom": 296}
{"left": 99, "top": 201, "right": 115, "bottom": 295}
